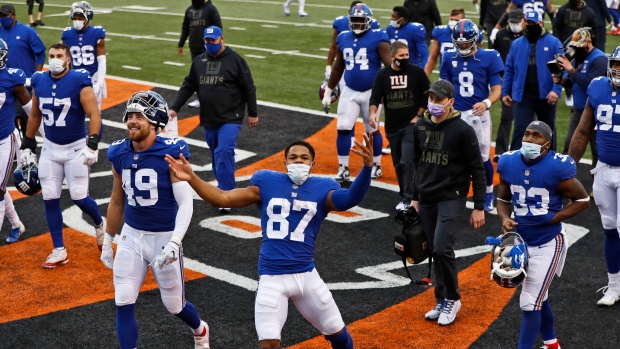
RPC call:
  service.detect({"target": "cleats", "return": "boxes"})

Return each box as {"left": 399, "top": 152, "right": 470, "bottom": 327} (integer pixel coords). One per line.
{"left": 42, "top": 248, "right": 68, "bottom": 268}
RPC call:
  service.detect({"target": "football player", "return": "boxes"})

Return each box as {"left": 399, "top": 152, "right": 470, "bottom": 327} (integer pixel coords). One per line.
{"left": 489, "top": 0, "right": 555, "bottom": 43}
{"left": 322, "top": 3, "right": 391, "bottom": 182}
{"left": 569, "top": 46, "right": 620, "bottom": 307}
{"left": 20, "top": 43, "right": 105, "bottom": 268}
{"left": 0, "top": 38, "right": 29, "bottom": 243}
{"left": 440, "top": 19, "right": 504, "bottom": 212}
{"left": 100, "top": 91, "right": 209, "bottom": 349}
{"left": 424, "top": 8, "right": 484, "bottom": 77}
{"left": 165, "top": 135, "right": 375, "bottom": 349}
{"left": 61, "top": 1, "right": 106, "bottom": 111}
{"left": 386, "top": 6, "right": 428, "bottom": 68}
{"left": 497, "top": 121, "right": 589, "bottom": 349}
{"left": 283, "top": 0, "right": 308, "bottom": 17}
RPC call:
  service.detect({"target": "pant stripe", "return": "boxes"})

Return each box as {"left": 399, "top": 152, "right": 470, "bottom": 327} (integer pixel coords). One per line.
{"left": 0, "top": 133, "right": 16, "bottom": 192}
{"left": 535, "top": 234, "right": 564, "bottom": 310}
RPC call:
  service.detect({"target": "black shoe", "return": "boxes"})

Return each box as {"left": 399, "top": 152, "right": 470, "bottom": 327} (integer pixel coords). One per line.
{"left": 493, "top": 154, "right": 501, "bottom": 163}
{"left": 29, "top": 22, "right": 38, "bottom": 27}
{"left": 35, "top": 20, "right": 45, "bottom": 26}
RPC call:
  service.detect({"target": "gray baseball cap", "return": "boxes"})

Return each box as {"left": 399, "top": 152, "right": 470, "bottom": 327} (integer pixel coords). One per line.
{"left": 508, "top": 9, "right": 524, "bottom": 23}
{"left": 425, "top": 79, "right": 455, "bottom": 99}
{"left": 0, "top": 4, "right": 15, "bottom": 15}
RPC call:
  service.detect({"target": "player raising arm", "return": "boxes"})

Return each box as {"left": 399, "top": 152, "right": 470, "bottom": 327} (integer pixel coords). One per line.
{"left": 166, "top": 134, "right": 374, "bottom": 349}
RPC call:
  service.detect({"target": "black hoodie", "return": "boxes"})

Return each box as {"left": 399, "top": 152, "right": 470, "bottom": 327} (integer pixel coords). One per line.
{"left": 412, "top": 108, "right": 486, "bottom": 210}
{"left": 178, "top": 0, "right": 222, "bottom": 53}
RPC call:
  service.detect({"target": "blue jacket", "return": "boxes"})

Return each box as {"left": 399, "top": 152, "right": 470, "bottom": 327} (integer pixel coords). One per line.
{"left": 502, "top": 32, "right": 563, "bottom": 102}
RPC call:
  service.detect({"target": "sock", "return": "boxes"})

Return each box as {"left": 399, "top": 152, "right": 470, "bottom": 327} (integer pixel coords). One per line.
{"left": 604, "top": 229, "right": 620, "bottom": 274}
{"left": 372, "top": 132, "right": 383, "bottom": 158}
{"left": 116, "top": 304, "right": 138, "bottom": 349}
{"left": 298, "top": 0, "right": 305, "bottom": 12}
{"left": 609, "top": 271, "right": 620, "bottom": 284}
{"left": 4, "top": 192, "right": 20, "bottom": 228}
{"left": 484, "top": 160, "right": 494, "bottom": 188}
{"left": 540, "top": 300, "right": 556, "bottom": 341}
{"left": 518, "top": 310, "right": 541, "bottom": 349}
{"left": 337, "top": 131, "right": 352, "bottom": 157}
{"left": 325, "top": 326, "right": 353, "bottom": 349}
{"left": 175, "top": 301, "right": 201, "bottom": 330}
{"left": 44, "top": 199, "right": 64, "bottom": 248}
{"left": 73, "top": 197, "right": 103, "bottom": 226}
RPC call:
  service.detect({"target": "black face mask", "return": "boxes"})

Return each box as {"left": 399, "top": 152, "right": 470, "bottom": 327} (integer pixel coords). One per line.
{"left": 573, "top": 47, "right": 589, "bottom": 62}
{"left": 394, "top": 58, "right": 409, "bottom": 69}
{"left": 525, "top": 24, "right": 542, "bottom": 41}
{"left": 192, "top": 0, "right": 205, "bottom": 8}
{"left": 569, "top": 0, "right": 581, "bottom": 8}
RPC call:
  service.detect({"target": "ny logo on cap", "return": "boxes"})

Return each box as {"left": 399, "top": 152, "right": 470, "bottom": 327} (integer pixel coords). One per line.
{"left": 207, "top": 28, "right": 214, "bottom": 33}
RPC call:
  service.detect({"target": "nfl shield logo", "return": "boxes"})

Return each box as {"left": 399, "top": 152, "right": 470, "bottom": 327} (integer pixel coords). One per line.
{"left": 452, "top": 61, "right": 457, "bottom": 68}
{"left": 133, "top": 154, "right": 139, "bottom": 160}
{"left": 525, "top": 170, "right": 530, "bottom": 176}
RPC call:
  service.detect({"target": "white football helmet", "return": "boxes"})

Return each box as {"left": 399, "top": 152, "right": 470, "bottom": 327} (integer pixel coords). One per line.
{"left": 488, "top": 232, "right": 529, "bottom": 288}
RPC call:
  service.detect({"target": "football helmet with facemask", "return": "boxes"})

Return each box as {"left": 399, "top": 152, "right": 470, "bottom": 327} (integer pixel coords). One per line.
{"left": 451, "top": 19, "right": 479, "bottom": 57}
{"left": 348, "top": 3, "right": 374, "bottom": 35}
{"left": 70, "top": 1, "right": 94, "bottom": 21}
{"left": 14, "top": 161, "right": 42, "bottom": 196}
{"left": 0, "top": 38, "right": 7, "bottom": 70}
{"left": 123, "top": 91, "right": 169, "bottom": 130}
{"left": 608, "top": 46, "right": 620, "bottom": 87}
{"left": 487, "top": 232, "right": 529, "bottom": 288}
{"left": 319, "top": 80, "right": 340, "bottom": 104}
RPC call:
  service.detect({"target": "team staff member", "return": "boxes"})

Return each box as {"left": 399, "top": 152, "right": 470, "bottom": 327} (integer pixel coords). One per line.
{"left": 502, "top": 10, "right": 563, "bottom": 152}
{"left": 411, "top": 79, "right": 486, "bottom": 326}
{"left": 170, "top": 25, "right": 257, "bottom": 214}
{"left": 370, "top": 41, "right": 429, "bottom": 211}
{"left": 27, "top": 0, "right": 45, "bottom": 27}
{"left": 0, "top": 3, "right": 45, "bottom": 138}
{"left": 569, "top": 46, "right": 620, "bottom": 307}
{"left": 177, "top": 0, "right": 222, "bottom": 109}
{"left": 554, "top": 29, "right": 606, "bottom": 166}
{"left": 497, "top": 121, "right": 589, "bottom": 349}
{"left": 479, "top": 0, "right": 509, "bottom": 47}
{"left": 493, "top": 9, "right": 525, "bottom": 162}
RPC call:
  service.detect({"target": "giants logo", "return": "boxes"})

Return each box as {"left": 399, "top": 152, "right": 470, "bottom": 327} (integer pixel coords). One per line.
{"left": 389, "top": 75, "right": 407, "bottom": 89}
{"left": 17, "top": 182, "right": 30, "bottom": 192}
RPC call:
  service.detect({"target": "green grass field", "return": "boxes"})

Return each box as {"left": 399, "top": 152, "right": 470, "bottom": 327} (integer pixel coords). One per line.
{"left": 14, "top": 0, "right": 620, "bottom": 156}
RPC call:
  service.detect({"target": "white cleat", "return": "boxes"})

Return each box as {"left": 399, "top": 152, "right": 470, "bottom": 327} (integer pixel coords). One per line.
{"left": 188, "top": 99, "right": 200, "bottom": 108}
{"left": 283, "top": 3, "right": 290, "bottom": 16}
{"left": 335, "top": 165, "right": 350, "bottom": 183}
{"left": 298, "top": 11, "right": 309, "bottom": 17}
{"left": 193, "top": 321, "right": 210, "bottom": 348}
{"left": 597, "top": 283, "right": 620, "bottom": 306}
{"left": 371, "top": 164, "right": 382, "bottom": 179}
{"left": 42, "top": 248, "right": 68, "bottom": 269}
{"left": 438, "top": 299, "right": 461, "bottom": 326}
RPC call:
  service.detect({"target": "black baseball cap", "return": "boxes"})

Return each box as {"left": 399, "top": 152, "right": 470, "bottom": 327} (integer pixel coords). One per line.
{"left": 0, "top": 4, "right": 15, "bottom": 15}
{"left": 425, "top": 79, "right": 455, "bottom": 99}
{"left": 508, "top": 9, "right": 524, "bottom": 23}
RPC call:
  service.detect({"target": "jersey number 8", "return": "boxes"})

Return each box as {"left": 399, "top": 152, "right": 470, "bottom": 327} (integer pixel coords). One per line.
{"left": 266, "top": 198, "right": 317, "bottom": 242}
{"left": 458, "top": 71, "right": 474, "bottom": 98}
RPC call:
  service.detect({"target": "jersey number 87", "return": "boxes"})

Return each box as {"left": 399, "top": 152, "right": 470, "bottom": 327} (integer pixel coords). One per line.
{"left": 266, "top": 198, "right": 317, "bottom": 242}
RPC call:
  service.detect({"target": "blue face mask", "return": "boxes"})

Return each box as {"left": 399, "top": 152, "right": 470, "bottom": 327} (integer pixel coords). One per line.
{"left": 205, "top": 42, "right": 222, "bottom": 56}
{"left": 520, "top": 141, "right": 548, "bottom": 159}
{"left": 0, "top": 17, "right": 13, "bottom": 29}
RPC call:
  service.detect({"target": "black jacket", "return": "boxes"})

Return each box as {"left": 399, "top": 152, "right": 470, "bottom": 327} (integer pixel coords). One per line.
{"left": 480, "top": 0, "right": 509, "bottom": 29}
{"left": 403, "top": 0, "right": 441, "bottom": 43}
{"left": 493, "top": 27, "right": 522, "bottom": 63}
{"left": 171, "top": 46, "right": 258, "bottom": 127}
{"left": 178, "top": 0, "right": 222, "bottom": 53}
{"left": 412, "top": 109, "right": 486, "bottom": 210}
{"left": 552, "top": 3, "right": 597, "bottom": 44}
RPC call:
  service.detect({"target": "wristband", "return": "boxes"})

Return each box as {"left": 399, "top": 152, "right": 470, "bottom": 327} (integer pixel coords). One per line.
{"left": 483, "top": 99, "right": 492, "bottom": 109}
{"left": 21, "top": 136, "right": 37, "bottom": 152}
{"left": 87, "top": 134, "right": 99, "bottom": 151}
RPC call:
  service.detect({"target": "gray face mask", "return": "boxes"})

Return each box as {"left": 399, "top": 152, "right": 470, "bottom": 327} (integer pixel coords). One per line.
{"left": 286, "top": 163, "right": 311, "bottom": 185}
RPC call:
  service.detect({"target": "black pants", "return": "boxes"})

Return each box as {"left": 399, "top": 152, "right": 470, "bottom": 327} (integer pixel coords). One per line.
{"left": 495, "top": 102, "right": 514, "bottom": 155}
{"left": 386, "top": 124, "right": 415, "bottom": 202}
{"left": 563, "top": 107, "right": 598, "bottom": 164}
{"left": 418, "top": 196, "right": 467, "bottom": 302}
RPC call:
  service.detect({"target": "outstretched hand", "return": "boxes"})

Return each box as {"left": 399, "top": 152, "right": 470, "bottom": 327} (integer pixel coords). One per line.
{"left": 165, "top": 153, "right": 194, "bottom": 181}
{"left": 351, "top": 133, "right": 374, "bottom": 167}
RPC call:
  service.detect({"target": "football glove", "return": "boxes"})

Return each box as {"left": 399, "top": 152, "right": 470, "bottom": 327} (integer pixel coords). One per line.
{"left": 79, "top": 134, "right": 99, "bottom": 166}
{"left": 20, "top": 149, "right": 36, "bottom": 165}
{"left": 325, "top": 65, "right": 332, "bottom": 80}
{"left": 505, "top": 243, "right": 528, "bottom": 269}
{"left": 489, "top": 28, "right": 499, "bottom": 44}
{"left": 100, "top": 232, "right": 114, "bottom": 269}
{"left": 321, "top": 86, "right": 333, "bottom": 114}
{"left": 151, "top": 236, "right": 181, "bottom": 269}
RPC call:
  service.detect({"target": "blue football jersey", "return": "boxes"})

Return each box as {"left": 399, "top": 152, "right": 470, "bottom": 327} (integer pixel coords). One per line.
{"left": 386, "top": 22, "right": 428, "bottom": 67}
{"left": 31, "top": 69, "right": 92, "bottom": 145}
{"left": 0, "top": 68, "right": 25, "bottom": 139}
{"left": 440, "top": 49, "right": 504, "bottom": 111}
{"left": 249, "top": 170, "right": 340, "bottom": 275}
{"left": 332, "top": 15, "right": 380, "bottom": 35}
{"left": 432, "top": 25, "right": 484, "bottom": 59}
{"left": 0, "top": 22, "right": 46, "bottom": 77}
{"left": 497, "top": 150, "right": 576, "bottom": 246}
{"left": 511, "top": 0, "right": 549, "bottom": 19}
{"left": 61, "top": 26, "right": 106, "bottom": 78}
{"left": 108, "top": 136, "right": 191, "bottom": 232}
{"left": 337, "top": 29, "right": 389, "bottom": 92}
{"left": 587, "top": 77, "right": 620, "bottom": 166}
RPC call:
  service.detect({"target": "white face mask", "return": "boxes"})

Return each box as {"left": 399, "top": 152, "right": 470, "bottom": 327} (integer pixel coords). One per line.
{"left": 73, "top": 20, "right": 85, "bottom": 30}
{"left": 48, "top": 58, "right": 67, "bottom": 74}
{"left": 448, "top": 20, "right": 458, "bottom": 30}
{"left": 509, "top": 23, "right": 523, "bottom": 33}
{"left": 389, "top": 19, "right": 401, "bottom": 29}
{"left": 520, "top": 141, "right": 548, "bottom": 159}
{"left": 286, "top": 163, "right": 311, "bottom": 185}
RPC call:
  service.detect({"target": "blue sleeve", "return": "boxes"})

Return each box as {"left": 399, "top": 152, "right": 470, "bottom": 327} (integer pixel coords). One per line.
{"left": 439, "top": 56, "right": 449, "bottom": 80}
{"left": 489, "top": 71, "right": 501, "bottom": 87}
{"left": 248, "top": 170, "right": 264, "bottom": 187}
{"left": 416, "top": 28, "right": 429, "bottom": 67}
{"left": 572, "top": 56, "right": 608, "bottom": 91}
{"left": 431, "top": 26, "right": 440, "bottom": 40}
{"left": 502, "top": 43, "right": 516, "bottom": 97}
{"left": 78, "top": 71, "right": 93, "bottom": 88}
{"left": 552, "top": 39, "right": 564, "bottom": 96}
{"left": 10, "top": 68, "right": 26, "bottom": 85}
{"left": 29, "top": 29, "right": 46, "bottom": 67}
{"left": 171, "top": 139, "right": 191, "bottom": 160}
{"left": 559, "top": 157, "right": 577, "bottom": 181}
{"left": 97, "top": 26, "right": 106, "bottom": 39}
{"left": 330, "top": 166, "right": 371, "bottom": 211}
{"left": 380, "top": 30, "right": 389, "bottom": 43}
{"left": 478, "top": 29, "right": 484, "bottom": 44}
